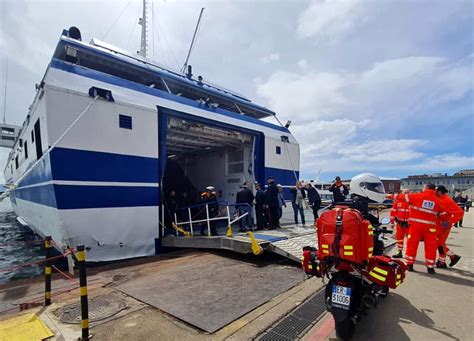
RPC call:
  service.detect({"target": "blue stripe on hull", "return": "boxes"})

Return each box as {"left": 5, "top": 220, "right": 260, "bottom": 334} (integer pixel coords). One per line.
{"left": 14, "top": 184, "right": 159, "bottom": 209}
{"left": 18, "top": 153, "right": 53, "bottom": 187}
{"left": 51, "top": 148, "right": 159, "bottom": 183}
{"left": 16, "top": 147, "right": 159, "bottom": 187}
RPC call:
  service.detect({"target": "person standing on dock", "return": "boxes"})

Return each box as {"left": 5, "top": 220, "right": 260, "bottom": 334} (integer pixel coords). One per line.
{"left": 277, "top": 184, "right": 287, "bottom": 219}
{"left": 265, "top": 176, "right": 280, "bottom": 229}
{"left": 329, "top": 176, "right": 349, "bottom": 203}
{"left": 255, "top": 182, "right": 266, "bottom": 230}
{"left": 306, "top": 183, "right": 321, "bottom": 222}
{"left": 290, "top": 181, "right": 306, "bottom": 226}
{"left": 236, "top": 182, "right": 255, "bottom": 232}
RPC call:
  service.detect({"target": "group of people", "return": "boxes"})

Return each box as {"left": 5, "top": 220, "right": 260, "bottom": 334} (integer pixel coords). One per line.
{"left": 289, "top": 181, "right": 322, "bottom": 226}
{"left": 390, "top": 183, "right": 465, "bottom": 273}
{"left": 236, "top": 176, "right": 281, "bottom": 232}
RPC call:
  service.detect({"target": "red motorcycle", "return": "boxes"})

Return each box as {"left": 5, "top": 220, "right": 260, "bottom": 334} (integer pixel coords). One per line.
{"left": 302, "top": 208, "right": 407, "bottom": 340}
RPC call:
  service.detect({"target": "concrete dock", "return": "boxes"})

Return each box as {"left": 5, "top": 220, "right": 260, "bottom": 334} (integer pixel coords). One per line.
{"left": 0, "top": 210, "right": 472, "bottom": 340}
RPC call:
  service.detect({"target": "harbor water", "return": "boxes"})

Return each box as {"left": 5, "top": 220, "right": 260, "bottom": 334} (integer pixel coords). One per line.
{"left": 0, "top": 199, "right": 43, "bottom": 284}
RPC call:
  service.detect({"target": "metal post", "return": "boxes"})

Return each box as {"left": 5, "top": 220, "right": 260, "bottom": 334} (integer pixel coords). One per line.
{"left": 77, "top": 245, "right": 89, "bottom": 341}
{"left": 174, "top": 213, "right": 178, "bottom": 236}
{"left": 44, "top": 236, "right": 52, "bottom": 306}
{"left": 188, "top": 208, "right": 193, "bottom": 236}
{"left": 226, "top": 205, "right": 231, "bottom": 226}
{"left": 206, "top": 204, "right": 211, "bottom": 237}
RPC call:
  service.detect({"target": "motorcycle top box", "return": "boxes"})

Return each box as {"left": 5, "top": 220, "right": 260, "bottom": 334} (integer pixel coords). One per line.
{"left": 317, "top": 207, "right": 374, "bottom": 264}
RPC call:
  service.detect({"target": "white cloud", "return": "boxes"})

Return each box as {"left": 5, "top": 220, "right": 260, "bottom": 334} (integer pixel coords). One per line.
{"left": 260, "top": 53, "right": 280, "bottom": 64}
{"left": 297, "top": 59, "right": 308, "bottom": 69}
{"left": 297, "top": 0, "right": 363, "bottom": 40}
{"left": 256, "top": 56, "right": 472, "bottom": 125}
{"left": 257, "top": 54, "right": 472, "bottom": 178}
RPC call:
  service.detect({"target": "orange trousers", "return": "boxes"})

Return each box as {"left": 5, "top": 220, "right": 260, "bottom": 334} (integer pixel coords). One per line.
{"left": 437, "top": 227, "right": 451, "bottom": 258}
{"left": 395, "top": 223, "right": 409, "bottom": 251}
{"left": 405, "top": 223, "right": 438, "bottom": 268}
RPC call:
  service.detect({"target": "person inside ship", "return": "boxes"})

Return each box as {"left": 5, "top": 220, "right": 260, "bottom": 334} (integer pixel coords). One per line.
{"left": 199, "top": 186, "right": 219, "bottom": 236}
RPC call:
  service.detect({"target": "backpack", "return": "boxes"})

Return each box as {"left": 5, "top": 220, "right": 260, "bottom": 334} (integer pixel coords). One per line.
{"left": 316, "top": 207, "right": 374, "bottom": 264}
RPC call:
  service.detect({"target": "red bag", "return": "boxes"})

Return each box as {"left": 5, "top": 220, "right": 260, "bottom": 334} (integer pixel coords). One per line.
{"left": 316, "top": 207, "right": 374, "bottom": 263}
{"left": 364, "top": 255, "right": 407, "bottom": 289}
{"left": 301, "top": 246, "right": 323, "bottom": 277}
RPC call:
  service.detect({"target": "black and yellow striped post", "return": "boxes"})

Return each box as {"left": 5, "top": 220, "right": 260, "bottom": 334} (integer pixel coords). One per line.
{"left": 77, "top": 245, "right": 89, "bottom": 340}
{"left": 44, "top": 236, "right": 52, "bottom": 305}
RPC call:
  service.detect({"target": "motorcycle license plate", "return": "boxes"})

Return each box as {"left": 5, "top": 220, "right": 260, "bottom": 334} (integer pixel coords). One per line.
{"left": 331, "top": 285, "right": 351, "bottom": 310}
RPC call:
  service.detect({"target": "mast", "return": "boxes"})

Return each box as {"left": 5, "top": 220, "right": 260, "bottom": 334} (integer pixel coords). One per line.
{"left": 2, "top": 57, "right": 7, "bottom": 124}
{"left": 138, "top": 0, "right": 148, "bottom": 58}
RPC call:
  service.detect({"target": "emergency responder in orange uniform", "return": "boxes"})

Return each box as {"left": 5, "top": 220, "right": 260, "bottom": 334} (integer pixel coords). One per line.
{"left": 390, "top": 189, "right": 410, "bottom": 258}
{"left": 435, "top": 185, "right": 464, "bottom": 268}
{"left": 405, "top": 183, "right": 447, "bottom": 274}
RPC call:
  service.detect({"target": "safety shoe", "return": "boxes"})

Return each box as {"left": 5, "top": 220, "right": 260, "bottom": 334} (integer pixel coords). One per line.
{"left": 449, "top": 255, "right": 461, "bottom": 267}
{"left": 427, "top": 268, "right": 436, "bottom": 274}
{"left": 407, "top": 265, "right": 414, "bottom": 272}
{"left": 435, "top": 260, "right": 447, "bottom": 269}
{"left": 392, "top": 250, "right": 403, "bottom": 258}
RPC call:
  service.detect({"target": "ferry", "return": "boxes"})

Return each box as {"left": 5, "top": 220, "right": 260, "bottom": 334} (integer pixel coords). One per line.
{"left": 3, "top": 25, "right": 300, "bottom": 262}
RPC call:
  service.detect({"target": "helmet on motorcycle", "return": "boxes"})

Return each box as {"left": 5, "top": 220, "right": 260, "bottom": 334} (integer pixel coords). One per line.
{"left": 350, "top": 173, "right": 386, "bottom": 203}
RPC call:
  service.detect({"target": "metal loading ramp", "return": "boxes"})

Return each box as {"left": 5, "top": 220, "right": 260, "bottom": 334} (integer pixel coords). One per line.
{"left": 269, "top": 232, "right": 318, "bottom": 263}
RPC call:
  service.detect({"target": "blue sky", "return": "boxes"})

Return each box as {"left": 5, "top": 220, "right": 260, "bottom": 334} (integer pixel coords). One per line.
{"left": 0, "top": 0, "right": 473, "bottom": 183}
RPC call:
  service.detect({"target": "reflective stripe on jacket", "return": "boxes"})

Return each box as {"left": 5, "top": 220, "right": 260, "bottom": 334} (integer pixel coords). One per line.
{"left": 390, "top": 196, "right": 410, "bottom": 223}
{"left": 405, "top": 189, "right": 446, "bottom": 227}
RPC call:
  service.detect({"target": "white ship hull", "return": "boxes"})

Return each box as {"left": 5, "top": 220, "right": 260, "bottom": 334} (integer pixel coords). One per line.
{"left": 4, "top": 28, "right": 300, "bottom": 262}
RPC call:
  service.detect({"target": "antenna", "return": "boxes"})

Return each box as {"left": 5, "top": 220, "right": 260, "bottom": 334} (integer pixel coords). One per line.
{"left": 138, "top": 0, "right": 148, "bottom": 58}
{"left": 181, "top": 7, "right": 205, "bottom": 75}
{"left": 2, "top": 57, "right": 7, "bottom": 124}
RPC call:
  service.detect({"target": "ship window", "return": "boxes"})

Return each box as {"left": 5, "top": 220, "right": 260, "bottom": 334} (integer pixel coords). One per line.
{"left": 15, "top": 156, "right": 18, "bottom": 169}
{"left": 281, "top": 136, "right": 289, "bottom": 143}
{"left": 10, "top": 164, "right": 12, "bottom": 173}
{"left": 19, "top": 138, "right": 23, "bottom": 147}
{"left": 31, "top": 130, "right": 34, "bottom": 143}
{"left": 276, "top": 146, "right": 281, "bottom": 155}
{"left": 119, "top": 114, "right": 132, "bottom": 129}
{"left": 24, "top": 141, "right": 28, "bottom": 159}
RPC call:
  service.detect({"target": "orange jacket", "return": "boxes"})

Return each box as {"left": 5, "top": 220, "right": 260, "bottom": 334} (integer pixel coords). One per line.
{"left": 390, "top": 195, "right": 410, "bottom": 223}
{"left": 438, "top": 194, "right": 464, "bottom": 228}
{"left": 405, "top": 189, "right": 447, "bottom": 227}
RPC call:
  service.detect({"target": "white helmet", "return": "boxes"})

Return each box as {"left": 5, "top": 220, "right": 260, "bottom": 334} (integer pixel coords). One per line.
{"left": 350, "top": 173, "right": 386, "bottom": 203}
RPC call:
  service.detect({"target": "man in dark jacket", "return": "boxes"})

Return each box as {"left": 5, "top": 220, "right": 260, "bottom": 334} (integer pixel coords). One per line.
{"left": 265, "top": 176, "right": 280, "bottom": 229}
{"left": 254, "top": 182, "right": 266, "bottom": 230}
{"left": 306, "top": 183, "right": 321, "bottom": 222}
{"left": 236, "top": 182, "right": 255, "bottom": 232}
{"left": 199, "top": 186, "right": 219, "bottom": 236}
{"left": 453, "top": 192, "right": 466, "bottom": 227}
{"left": 329, "top": 176, "right": 349, "bottom": 203}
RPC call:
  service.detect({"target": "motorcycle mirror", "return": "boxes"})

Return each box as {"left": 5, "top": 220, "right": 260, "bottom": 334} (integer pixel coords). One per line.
{"left": 380, "top": 217, "right": 391, "bottom": 225}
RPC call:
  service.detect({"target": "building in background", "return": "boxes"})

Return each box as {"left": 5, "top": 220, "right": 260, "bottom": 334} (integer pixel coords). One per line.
{"left": 380, "top": 177, "right": 401, "bottom": 193}
{"left": 401, "top": 170, "right": 474, "bottom": 195}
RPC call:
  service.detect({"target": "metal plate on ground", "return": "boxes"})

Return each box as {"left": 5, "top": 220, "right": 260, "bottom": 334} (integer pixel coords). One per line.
{"left": 54, "top": 292, "right": 129, "bottom": 324}
{"left": 116, "top": 255, "right": 304, "bottom": 333}
{"left": 271, "top": 233, "right": 318, "bottom": 263}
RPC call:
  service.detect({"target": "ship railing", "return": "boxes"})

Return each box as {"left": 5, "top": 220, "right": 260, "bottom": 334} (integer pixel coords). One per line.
{"left": 172, "top": 201, "right": 251, "bottom": 237}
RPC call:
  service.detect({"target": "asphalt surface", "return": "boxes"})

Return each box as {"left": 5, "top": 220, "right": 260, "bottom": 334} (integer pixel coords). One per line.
{"left": 305, "top": 209, "right": 474, "bottom": 341}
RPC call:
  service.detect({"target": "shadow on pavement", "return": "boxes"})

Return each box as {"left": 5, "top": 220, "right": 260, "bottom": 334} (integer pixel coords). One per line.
{"left": 417, "top": 271, "right": 473, "bottom": 287}
{"left": 352, "top": 293, "right": 460, "bottom": 341}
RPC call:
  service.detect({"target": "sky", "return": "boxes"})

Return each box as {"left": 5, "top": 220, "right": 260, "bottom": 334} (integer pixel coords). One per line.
{"left": 0, "top": 0, "right": 473, "bottom": 182}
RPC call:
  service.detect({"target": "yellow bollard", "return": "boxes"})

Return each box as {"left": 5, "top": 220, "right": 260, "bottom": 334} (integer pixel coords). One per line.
{"left": 226, "top": 225, "right": 233, "bottom": 238}
{"left": 247, "top": 231, "right": 264, "bottom": 255}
